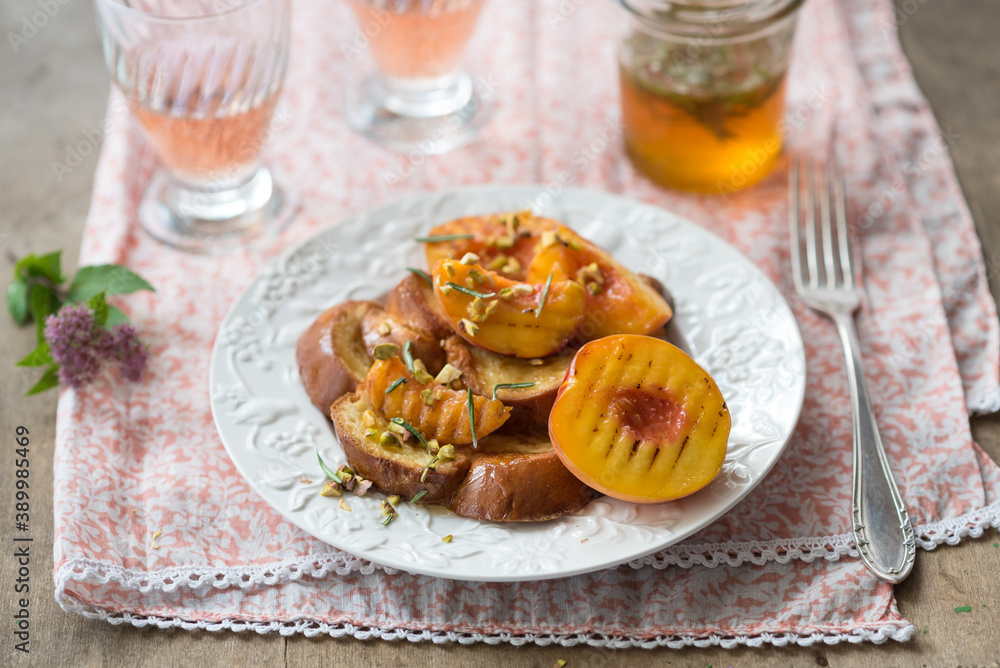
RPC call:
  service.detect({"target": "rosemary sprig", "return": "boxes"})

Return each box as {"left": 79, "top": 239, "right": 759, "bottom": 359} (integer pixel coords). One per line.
{"left": 420, "top": 456, "right": 439, "bottom": 483}
{"left": 467, "top": 388, "right": 477, "bottom": 448}
{"left": 445, "top": 282, "right": 496, "bottom": 299}
{"left": 381, "top": 513, "right": 395, "bottom": 526}
{"left": 316, "top": 450, "right": 342, "bottom": 484}
{"left": 415, "top": 233, "right": 475, "bottom": 243}
{"left": 390, "top": 416, "right": 431, "bottom": 452}
{"left": 535, "top": 272, "right": 553, "bottom": 319}
{"left": 402, "top": 340, "right": 415, "bottom": 374}
{"left": 492, "top": 382, "right": 537, "bottom": 400}
{"left": 406, "top": 267, "right": 432, "bottom": 285}
{"left": 410, "top": 489, "right": 429, "bottom": 504}
{"left": 385, "top": 377, "right": 408, "bottom": 394}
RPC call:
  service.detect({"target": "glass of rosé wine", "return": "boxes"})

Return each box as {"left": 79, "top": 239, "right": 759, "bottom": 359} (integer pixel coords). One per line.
{"left": 95, "top": 0, "right": 297, "bottom": 254}
{"left": 343, "top": 0, "right": 492, "bottom": 154}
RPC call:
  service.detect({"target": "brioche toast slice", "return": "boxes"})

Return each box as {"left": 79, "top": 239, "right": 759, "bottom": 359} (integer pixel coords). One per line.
{"left": 449, "top": 433, "right": 599, "bottom": 522}
{"left": 296, "top": 300, "right": 445, "bottom": 414}
{"left": 331, "top": 392, "right": 472, "bottom": 505}
{"left": 331, "top": 391, "right": 597, "bottom": 521}
{"left": 296, "top": 301, "right": 382, "bottom": 414}
{"left": 386, "top": 272, "right": 454, "bottom": 341}
{"left": 442, "top": 336, "right": 571, "bottom": 433}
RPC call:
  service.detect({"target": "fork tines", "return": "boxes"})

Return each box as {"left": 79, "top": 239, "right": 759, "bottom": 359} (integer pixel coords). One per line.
{"left": 788, "top": 157, "right": 854, "bottom": 293}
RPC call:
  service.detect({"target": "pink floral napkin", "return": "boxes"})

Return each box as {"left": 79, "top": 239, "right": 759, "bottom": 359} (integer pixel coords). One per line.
{"left": 54, "top": 0, "right": 1000, "bottom": 647}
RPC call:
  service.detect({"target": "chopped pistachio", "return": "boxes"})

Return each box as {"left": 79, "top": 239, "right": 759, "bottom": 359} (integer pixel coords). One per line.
{"left": 320, "top": 480, "right": 343, "bottom": 497}
{"left": 381, "top": 499, "right": 395, "bottom": 515}
{"left": 443, "top": 261, "right": 457, "bottom": 277}
{"left": 459, "top": 252, "right": 480, "bottom": 265}
{"left": 441, "top": 283, "right": 453, "bottom": 296}
{"left": 468, "top": 268, "right": 487, "bottom": 284}
{"left": 587, "top": 281, "right": 603, "bottom": 295}
{"left": 469, "top": 296, "right": 485, "bottom": 315}
{"left": 427, "top": 438, "right": 440, "bottom": 454}
{"left": 494, "top": 234, "right": 515, "bottom": 249}
{"left": 528, "top": 358, "right": 545, "bottom": 366}
{"left": 567, "top": 239, "right": 582, "bottom": 251}
{"left": 438, "top": 444, "right": 455, "bottom": 461}
{"left": 337, "top": 464, "right": 355, "bottom": 476}
{"left": 459, "top": 318, "right": 480, "bottom": 336}
{"left": 441, "top": 534, "right": 453, "bottom": 543}
{"left": 540, "top": 230, "right": 558, "bottom": 248}
{"left": 413, "top": 368, "right": 434, "bottom": 385}
{"left": 498, "top": 287, "right": 514, "bottom": 300}
{"left": 364, "top": 428, "right": 380, "bottom": 442}
{"left": 387, "top": 495, "right": 401, "bottom": 507}
{"left": 484, "top": 299, "right": 499, "bottom": 316}
{"left": 502, "top": 257, "right": 522, "bottom": 275}
{"left": 488, "top": 254, "right": 508, "bottom": 270}
{"left": 388, "top": 421, "right": 408, "bottom": 437}
{"left": 434, "top": 363, "right": 462, "bottom": 385}
{"left": 377, "top": 321, "right": 391, "bottom": 336}
{"left": 421, "top": 388, "right": 437, "bottom": 406}
{"left": 354, "top": 479, "right": 374, "bottom": 496}
{"left": 338, "top": 499, "right": 352, "bottom": 512}
{"left": 512, "top": 284, "right": 533, "bottom": 296}
{"left": 363, "top": 410, "right": 377, "bottom": 428}
{"left": 372, "top": 343, "right": 400, "bottom": 360}
{"left": 298, "top": 476, "right": 313, "bottom": 484}
{"left": 379, "top": 431, "right": 399, "bottom": 448}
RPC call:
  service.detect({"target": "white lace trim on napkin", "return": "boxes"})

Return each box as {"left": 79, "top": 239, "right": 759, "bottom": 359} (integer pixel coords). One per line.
{"left": 54, "top": 499, "right": 999, "bottom": 645}
{"left": 52, "top": 599, "right": 916, "bottom": 649}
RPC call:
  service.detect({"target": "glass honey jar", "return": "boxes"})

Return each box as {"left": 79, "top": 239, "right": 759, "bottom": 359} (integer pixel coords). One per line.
{"left": 615, "top": 0, "right": 805, "bottom": 193}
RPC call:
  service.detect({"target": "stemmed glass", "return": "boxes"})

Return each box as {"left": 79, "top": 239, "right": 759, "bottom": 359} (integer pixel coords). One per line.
{"left": 95, "top": 0, "right": 297, "bottom": 254}
{"left": 343, "top": 0, "right": 492, "bottom": 154}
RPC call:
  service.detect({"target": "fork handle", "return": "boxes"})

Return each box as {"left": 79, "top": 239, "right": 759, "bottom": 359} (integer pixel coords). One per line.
{"left": 832, "top": 311, "right": 916, "bottom": 583}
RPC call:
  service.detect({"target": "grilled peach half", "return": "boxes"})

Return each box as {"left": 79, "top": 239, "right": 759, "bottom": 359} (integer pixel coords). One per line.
{"left": 431, "top": 259, "right": 587, "bottom": 358}
{"left": 422, "top": 211, "right": 560, "bottom": 282}
{"left": 365, "top": 356, "right": 510, "bottom": 445}
{"left": 526, "top": 226, "right": 672, "bottom": 340}
{"left": 549, "top": 335, "right": 730, "bottom": 503}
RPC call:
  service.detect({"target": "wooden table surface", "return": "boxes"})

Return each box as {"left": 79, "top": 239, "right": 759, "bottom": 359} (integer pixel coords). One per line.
{"left": 3, "top": 0, "right": 1000, "bottom": 666}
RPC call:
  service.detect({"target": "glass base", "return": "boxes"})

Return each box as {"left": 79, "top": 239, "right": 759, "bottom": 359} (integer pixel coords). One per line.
{"left": 344, "top": 72, "right": 493, "bottom": 154}
{"left": 138, "top": 166, "right": 298, "bottom": 254}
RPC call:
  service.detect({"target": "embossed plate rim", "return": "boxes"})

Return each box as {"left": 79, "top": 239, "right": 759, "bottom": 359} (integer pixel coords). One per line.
{"left": 209, "top": 185, "right": 806, "bottom": 582}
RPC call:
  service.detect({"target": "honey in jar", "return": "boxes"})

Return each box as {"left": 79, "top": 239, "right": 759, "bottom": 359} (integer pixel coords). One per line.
{"left": 615, "top": 0, "right": 804, "bottom": 194}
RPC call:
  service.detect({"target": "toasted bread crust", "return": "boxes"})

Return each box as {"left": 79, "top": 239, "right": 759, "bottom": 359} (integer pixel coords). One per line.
{"left": 360, "top": 309, "right": 446, "bottom": 375}
{"left": 331, "top": 393, "right": 471, "bottom": 505}
{"left": 296, "top": 301, "right": 382, "bottom": 414}
{"left": 385, "top": 273, "right": 455, "bottom": 341}
{"left": 443, "top": 336, "right": 570, "bottom": 433}
{"left": 449, "top": 443, "right": 599, "bottom": 522}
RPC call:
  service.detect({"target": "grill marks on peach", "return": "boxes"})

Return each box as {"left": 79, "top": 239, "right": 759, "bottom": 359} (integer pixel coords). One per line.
{"left": 549, "top": 335, "right": 730, "bottom": 503}
{"left": 365, "top": 358, "right": 510, "bottom": 444}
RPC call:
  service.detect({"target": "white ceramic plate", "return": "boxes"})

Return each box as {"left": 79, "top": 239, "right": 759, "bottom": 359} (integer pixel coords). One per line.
{"left": 209, "top": 185, "right": 805, "bottom": 582}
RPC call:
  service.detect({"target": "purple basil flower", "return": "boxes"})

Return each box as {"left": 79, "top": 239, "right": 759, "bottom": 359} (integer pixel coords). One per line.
{"left": 44, "top": 305, "right": 103, "bottom": 388}
{"left": 44, "top": 305, "right": 150, "bottom": 388}
{"left": 108, "top": 323, "right": 150, "bottom": 382}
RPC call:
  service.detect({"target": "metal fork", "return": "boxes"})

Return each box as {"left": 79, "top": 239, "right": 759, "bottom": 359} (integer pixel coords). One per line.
{"left": 789, "top": 157, "right": 916, "bottom": 583}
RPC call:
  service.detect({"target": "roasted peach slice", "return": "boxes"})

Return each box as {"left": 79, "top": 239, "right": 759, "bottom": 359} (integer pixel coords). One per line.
{"left": 421, "top": 211, "right": 560, "bottom": 282}
{"left": 431, "top": 258, "right": 587, "bottom": 358}
{"left": 365, "top": 356, "right": 510, "bottom": 445}
{"left": 526, "top": 226, "right": 672, "bottom": 340}
{"left": 549, "top": 335, "right": 730, "bottom": 503}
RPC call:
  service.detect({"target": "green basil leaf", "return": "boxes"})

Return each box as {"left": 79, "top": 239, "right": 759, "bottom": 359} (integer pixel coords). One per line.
{"left": 16, "top": 250, "right": 63, "bottom": 284}
{"left": 29, "top": 283, "right": 59, "bottom": 341}
{"left": 67, "top": 264, "right": 155, "bottom": 303}
{"left": 7, "top": 278, "right": 29, "bottom": 325}
{"left": 17, "top": 340, "right": 52, "bottom": 367}
{"left": 26, "top": 364, "right": 60, "bottom": 396}
{"left": 87, "top": 291, "right": 108, "bottom": 329}
{"left": 104, "top": 305, "right": 129, "bottom": 329}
